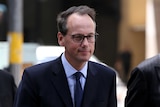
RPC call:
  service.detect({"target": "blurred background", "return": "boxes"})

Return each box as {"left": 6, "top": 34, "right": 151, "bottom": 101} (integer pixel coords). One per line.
{"left": 0, "top": 0, "right": 160, "bottom": 106}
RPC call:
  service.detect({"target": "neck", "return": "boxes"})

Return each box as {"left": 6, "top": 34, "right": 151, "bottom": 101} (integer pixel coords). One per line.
{"left": 70, "top": 61, "right": 86, "bottom": 71}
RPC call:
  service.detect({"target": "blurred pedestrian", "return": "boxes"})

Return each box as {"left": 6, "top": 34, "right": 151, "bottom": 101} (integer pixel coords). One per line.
{"left": 114, "top": 50, "right": 132, "bottom": 85}
{"left": 0, "top": 69, "right": 17, "bottom": 107}
{"left": 125, "top": 54, "right": 160, "bottom": 107}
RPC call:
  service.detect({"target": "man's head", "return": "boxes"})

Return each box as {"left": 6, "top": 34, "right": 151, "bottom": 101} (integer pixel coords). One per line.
{"left": 57, "top": 5, "right": 97, "bottom": 70}
{"left": 57, "top": 5, "right": 96, "bottom": 36}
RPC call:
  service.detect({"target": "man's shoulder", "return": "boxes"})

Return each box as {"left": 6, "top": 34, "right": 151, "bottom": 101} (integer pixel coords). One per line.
{"left": 137, "top": 54, "right": 160, "bottom": 71}
{"left": 24, "top": 57, "right": 61, "bottom": 74}
{"left": 89, "top": 61, "right": 116, "bottom": 75}
{"left": 0, "top": 69, "right": 13, "bottom": 80}
{"left": 0, "top": 69, "right": 11, "bottom": 75}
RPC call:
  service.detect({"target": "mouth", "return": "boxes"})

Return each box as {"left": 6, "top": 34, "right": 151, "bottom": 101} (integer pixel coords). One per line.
{"left": 79, "top": 50, "right": 90, "bottom": 55}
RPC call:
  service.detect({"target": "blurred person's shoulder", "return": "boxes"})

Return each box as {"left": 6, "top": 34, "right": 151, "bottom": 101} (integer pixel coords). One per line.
{"left": 134, "top": 54, "right": 160, "bottom": 76}
{"left": 137, "top": 54, "right": 160, "bottom": 70}
{"left": 0, "top": 69, "right": 13, "bottom": 80}
{"left": 0, "top": 69, "right": 11, "bottom": 75}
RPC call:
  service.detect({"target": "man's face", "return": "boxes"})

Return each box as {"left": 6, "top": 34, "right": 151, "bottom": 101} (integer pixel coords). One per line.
{"left": 58, "top": 13, "right": 96, "bottom": 65}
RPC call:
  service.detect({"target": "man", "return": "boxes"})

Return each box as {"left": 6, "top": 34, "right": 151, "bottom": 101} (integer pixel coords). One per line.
{"left": 0, "top": 69, "right": 17, "bottom": 107}
{"left": 14, "top": 5, "right": 117, "bottom": 107}
{"left": 125, "top": 54, "right": 160, "bottom": 107}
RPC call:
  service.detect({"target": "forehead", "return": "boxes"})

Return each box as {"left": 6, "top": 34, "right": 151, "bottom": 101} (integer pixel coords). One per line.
{"left": 67, "top": 13, "right": 96, "bottom": 33}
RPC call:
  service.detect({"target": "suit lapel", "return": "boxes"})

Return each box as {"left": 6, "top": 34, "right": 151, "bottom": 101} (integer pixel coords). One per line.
{"left": 155, "top": 66, "right": 160, "bottom": 81}
{"left": 49, "top": 59, "right": 100, "bottom": 107}
{"left": 82, "top": 62, "right": 98, "bottom": 107}
{"left": 50, "top": 58, "right": 73, "bottom": 107}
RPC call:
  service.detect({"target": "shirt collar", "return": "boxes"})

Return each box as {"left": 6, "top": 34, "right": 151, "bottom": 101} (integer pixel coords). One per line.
{"left": 61, "top": 53, "right": 87, "bottom": 78}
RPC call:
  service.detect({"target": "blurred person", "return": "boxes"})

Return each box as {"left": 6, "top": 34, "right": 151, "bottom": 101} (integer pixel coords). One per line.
{"left": 13, "top": 5, "right": 117, "bottom": 107}
{"left": 114, "top": 50, "right": 132, "bottom": 85}
{"left": 0, "top": 69, "right": 17, "bottom": 107}
{"left": 125, "top": 54, "right": 160, "bottom": 107}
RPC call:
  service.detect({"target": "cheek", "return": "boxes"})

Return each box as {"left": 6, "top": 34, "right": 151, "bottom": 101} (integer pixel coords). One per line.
{"left": 69, "top": 43, "right": 79, "bottom": 50}
{"left": 65, "top": 40, "right": 79, "bottom": 50}
{"left": 65, "top": 44, "right": 79, "bottom": 56}
{"left": 90, "top": 43, "right": 95, "bottom": 50}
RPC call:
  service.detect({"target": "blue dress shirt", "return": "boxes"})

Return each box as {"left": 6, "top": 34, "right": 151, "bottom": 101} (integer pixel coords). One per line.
{"left": 61, "top": 53, "right": 87, "bottom": 105}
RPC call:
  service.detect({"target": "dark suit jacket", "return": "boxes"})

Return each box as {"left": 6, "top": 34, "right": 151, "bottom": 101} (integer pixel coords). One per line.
{"left": 14, "top": 56, "right": 117, "bottom": 107}
{"left": 125, "top": 54, "right": 160, "bottom": 107}
{"left": 0, "top": 70, "right": 17, "bottom": 107}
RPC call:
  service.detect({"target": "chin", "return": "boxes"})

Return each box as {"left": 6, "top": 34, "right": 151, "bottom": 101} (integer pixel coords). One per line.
{"left": 79, "top": 57, "right": 90, "bottom": 62}
{"left": 78, "top": 54, "right": 91, "bottom": 61}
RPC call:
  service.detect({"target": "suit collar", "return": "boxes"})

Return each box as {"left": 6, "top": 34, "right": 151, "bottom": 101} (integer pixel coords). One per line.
{"left": 50, "top": 58, "right": 99, "bottom": 107}
{"left": 61, "top": 53, "right": 88, "bottom": 78}
{"left": 50, "top": 57, "right": 73, "bottom": 107}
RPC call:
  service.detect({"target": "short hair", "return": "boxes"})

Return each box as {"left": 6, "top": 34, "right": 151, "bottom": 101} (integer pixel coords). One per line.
{"left": 57, "top": 5, "right": 96, "bottom": 36}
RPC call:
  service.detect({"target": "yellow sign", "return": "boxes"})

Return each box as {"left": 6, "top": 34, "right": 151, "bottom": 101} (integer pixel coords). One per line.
{"left": 8, "top": 32, "right": 23, "bottom": 64}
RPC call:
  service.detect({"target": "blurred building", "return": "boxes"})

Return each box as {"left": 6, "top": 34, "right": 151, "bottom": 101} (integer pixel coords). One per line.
{"left": 0, "top": 0, "right": 121, "bottom": 68}
{"left": 0, "top": 0, "right": 160, "bottom": 76}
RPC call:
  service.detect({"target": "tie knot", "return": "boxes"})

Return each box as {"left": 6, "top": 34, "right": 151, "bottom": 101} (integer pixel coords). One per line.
{"left": 74, "top": 72, "right": 82, "bottom": 81}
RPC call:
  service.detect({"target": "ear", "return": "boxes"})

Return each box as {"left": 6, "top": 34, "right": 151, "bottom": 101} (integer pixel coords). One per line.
{"left": 57, "top": 32, "right": 65, "bottom": 46}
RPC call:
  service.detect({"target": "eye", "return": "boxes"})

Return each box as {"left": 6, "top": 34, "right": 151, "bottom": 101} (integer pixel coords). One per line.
{"left": 86, "top": 34, "right": 94, "bottom": 39}
{"left": 75, "top": 35, "right": 83, "bottom": 38}
{"left": 73, "top": 34, "right": 83, "bottom": 41}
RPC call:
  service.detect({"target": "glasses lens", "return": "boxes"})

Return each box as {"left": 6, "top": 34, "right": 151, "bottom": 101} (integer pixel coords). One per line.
{"left": 72, "top": 33, "right": 98, "bottom": 43}
{"left": 87, "top": 35, "right": 95, "bottom": 42}
{"left": 72, "top": 34, "right": 83, "bottom": 43}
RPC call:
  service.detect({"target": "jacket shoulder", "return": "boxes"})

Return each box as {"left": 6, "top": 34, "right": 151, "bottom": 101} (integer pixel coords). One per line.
{"left": 137, "top": 54, "right": 160, "bottom": 71}
{"left": 24, "top": 57, "right": 62, "bottom": 76}
{"left": 89, "top": 61, "right": 117, "bottom": 75}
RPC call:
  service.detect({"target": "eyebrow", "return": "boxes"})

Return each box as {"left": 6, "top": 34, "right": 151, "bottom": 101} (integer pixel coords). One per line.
{"left": 72, "top": 33, "right": 96, "bottom": 36}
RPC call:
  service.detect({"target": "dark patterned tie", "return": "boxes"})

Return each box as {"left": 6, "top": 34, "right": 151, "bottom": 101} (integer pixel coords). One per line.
{"left": 74, "top": 72, "right": 83, "bottom": 107}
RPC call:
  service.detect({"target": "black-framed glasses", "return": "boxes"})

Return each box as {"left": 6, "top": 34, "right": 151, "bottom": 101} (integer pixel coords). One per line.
{"left": 71, "top": 33, "right": 99, "bottom": 43}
